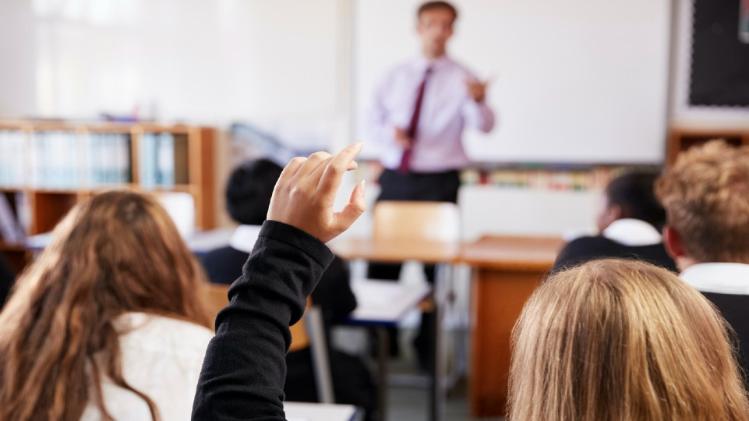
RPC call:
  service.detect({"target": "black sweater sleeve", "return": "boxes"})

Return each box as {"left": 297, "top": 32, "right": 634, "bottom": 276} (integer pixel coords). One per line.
{"left": 312, "top": 256, "right": 357, "bottom": 325}
{"left": 192, "top": 221, "right": 334, "bottom": 421}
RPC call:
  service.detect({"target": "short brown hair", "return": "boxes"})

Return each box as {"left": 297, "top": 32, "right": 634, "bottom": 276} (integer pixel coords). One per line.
{"left": 417, "top": 1, "right": 458, "bottom": 22}
{"left": 510, "top": 259, "right": 749, "bottom": 421}
{"left": 656, "top": 140, "right": 749, "bottom": 262}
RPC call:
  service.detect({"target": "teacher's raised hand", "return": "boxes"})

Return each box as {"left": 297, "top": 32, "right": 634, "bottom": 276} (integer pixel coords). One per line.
{"left": 267, "top": 143, "right": 366, "bottom": 243}
{"left": 466, "top": 78, "right": 490, "bottom": 103}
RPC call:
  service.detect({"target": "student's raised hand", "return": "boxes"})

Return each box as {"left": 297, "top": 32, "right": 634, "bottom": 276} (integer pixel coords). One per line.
{"left": 267, "top": 143, "right": 366, "bottom": 243}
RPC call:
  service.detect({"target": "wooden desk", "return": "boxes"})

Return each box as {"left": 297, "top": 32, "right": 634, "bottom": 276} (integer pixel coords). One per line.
{"left": 332, "top": 236, "right": 564, "bottom": 419}
{"left": 461, "top": 235, "right": 564, "bottom": 417}
{"left": 331, "top": 237, "right": 458, "bottom": 421}
{"left": 331, "top": 237, "right": 460, "bottom": 264}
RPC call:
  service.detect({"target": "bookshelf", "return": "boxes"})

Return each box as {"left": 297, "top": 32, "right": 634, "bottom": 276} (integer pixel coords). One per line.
{"left": 667, "top": 128, "right": 749, "bottom": 164}
{"left": 0, "top": 121, "right": 217, "bottom": 270}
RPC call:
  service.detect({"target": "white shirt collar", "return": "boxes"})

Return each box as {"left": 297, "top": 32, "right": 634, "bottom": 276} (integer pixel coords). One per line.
{"left": 229, "top": 225, "right": 263, "bottom": 253}
{"left": 413, "top": 55, "right": 452, "bottom": 71}
{"left": 602, "top": 218, "right": 662, "bottom": 247}
{"left": 681, "top": 262, "right": 749, "bottom": 296}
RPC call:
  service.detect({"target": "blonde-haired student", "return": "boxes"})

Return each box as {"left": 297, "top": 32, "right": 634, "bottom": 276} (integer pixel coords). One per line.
{"left": 509, "top": 259, "right": 749, "bottom": 421}
{"left": 0, "top": 191, "right": 212, "bottom": 420}
{"left": 657, "top": 140, "right": 749, "bottom": 382}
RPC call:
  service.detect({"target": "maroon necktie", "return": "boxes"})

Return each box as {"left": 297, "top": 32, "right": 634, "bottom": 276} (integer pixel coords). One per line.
{"left": 399, "top": 67, "right": 432, "bottom": 173}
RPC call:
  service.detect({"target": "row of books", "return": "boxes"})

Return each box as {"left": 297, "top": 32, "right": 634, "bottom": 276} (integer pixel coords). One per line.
{"left": 461, "top": 167, "right": 616, "bottom": 191}
{"left": 138, "top": 133, "right": 189, "bottom": 188}
{"left": 0, "top": 130, "right": 187, "bottom": 189}
{"left": 355, "top": 161, "right": 616, "bottom": 192}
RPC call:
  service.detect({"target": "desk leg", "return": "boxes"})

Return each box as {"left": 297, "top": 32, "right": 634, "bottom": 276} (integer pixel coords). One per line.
{"left": 430, "top": 263, "right": 450, "bottom": 421}
{"left": 375, "top": 327, "right": 389, "bottom": 421}
{"left": 469, "top": 268, "right": 545, "bottom": 417}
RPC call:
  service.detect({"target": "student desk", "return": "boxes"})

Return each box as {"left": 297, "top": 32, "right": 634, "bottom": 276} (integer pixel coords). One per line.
{"left": 332, "top": 235, "right": 564, "bottom": 419}
{"left": 346, "top": 279, "right": 432, "bottom": 421}
{"left": 331, "top": 237, "right": 459, "bottom": 421}
{"left": 461, "top": 235, "right": 564, "bottom": 417}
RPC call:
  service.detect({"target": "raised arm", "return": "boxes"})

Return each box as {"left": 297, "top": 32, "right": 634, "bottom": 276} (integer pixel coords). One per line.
{"left": 192, "top": 144, "right": 366, "bottom": 421}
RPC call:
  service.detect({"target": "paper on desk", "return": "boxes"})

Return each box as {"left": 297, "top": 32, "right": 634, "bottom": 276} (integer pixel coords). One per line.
{"left": 351, "top": 279, "right": 431, "bottom": 322}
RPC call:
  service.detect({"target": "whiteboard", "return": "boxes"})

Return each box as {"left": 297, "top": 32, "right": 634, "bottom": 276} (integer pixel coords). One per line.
{"left": 353, "top": 0, "right": 671, "bottom": 164}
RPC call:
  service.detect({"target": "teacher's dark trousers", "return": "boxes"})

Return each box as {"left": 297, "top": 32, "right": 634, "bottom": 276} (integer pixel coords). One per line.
{"left": 367, "top": 168, "right": 460, "bottom": 368}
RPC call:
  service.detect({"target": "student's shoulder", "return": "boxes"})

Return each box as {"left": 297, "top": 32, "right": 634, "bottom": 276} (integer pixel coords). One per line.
{"left": 203, "top": 245, "right": 244, "bottom": 262}
{"left": 117, "top": 314, "right": 213, "bottom": 382}
{"left": 201, "top": 246, "right": 248, "bottom": 281}
{"left": 116, "top": 312, "right": 214, "bottom": 356}
{"left": 553, "top": 236, "right": 621, "bottom": 271}
{"left": 563, "top": 235, "right": 620, "bottom": 250}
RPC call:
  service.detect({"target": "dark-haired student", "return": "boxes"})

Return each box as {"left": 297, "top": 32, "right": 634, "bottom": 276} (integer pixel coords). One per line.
{"left": 193, "top": 144, "right": 368, "bottom": 420}
{"left": 200, "top": 158, "right": 374, "bottom": 419}
{"left": 657, "top": 140, "right": 749, "bottom": 386}
{"left": 553, "top": 170, "right": 676, "bottom": 272}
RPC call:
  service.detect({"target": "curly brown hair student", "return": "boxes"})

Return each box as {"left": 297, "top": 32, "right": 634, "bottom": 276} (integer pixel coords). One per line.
{"left": 508, "top": 259, "right": 749, "bottom": 421}
{"left": 657, "top": 140, "right": 749, "bottom": 386}
{"left": 0, "top": 191, "right": 212, "bottom": 420}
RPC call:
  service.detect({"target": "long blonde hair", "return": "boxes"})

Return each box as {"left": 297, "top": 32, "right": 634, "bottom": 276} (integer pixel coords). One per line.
{"left": 509, "top": 259, "right": 749, "bottom": 421}
{"left": 0, "top": 191, "right": 211, "bottom": 421}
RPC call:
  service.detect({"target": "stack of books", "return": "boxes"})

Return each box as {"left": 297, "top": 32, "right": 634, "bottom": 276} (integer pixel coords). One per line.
{"left": 0, "top": 130, "right": 132, "bottom": 188}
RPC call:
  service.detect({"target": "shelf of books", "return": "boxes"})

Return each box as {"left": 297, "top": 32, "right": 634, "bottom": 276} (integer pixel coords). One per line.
{"left": 0, "top": 121, "right": 216, "bottom": 270}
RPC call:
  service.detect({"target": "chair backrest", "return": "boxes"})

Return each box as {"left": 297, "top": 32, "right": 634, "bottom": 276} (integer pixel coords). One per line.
{"left": 373, "top": 201, "right": 461, "bottom": 242}
{"left": 201, "top": 284, "right": 330, "bottom": 401}
{"left": 201, "top": 283, "right": 310, "bottom": 351}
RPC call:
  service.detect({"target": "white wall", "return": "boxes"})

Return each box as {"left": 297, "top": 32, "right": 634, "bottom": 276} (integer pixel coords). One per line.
{"left": 1, "top": 0, "right": 745, "bottom": 237}
{"left": 0, "top": 0, "right": 352, "bottom": 150}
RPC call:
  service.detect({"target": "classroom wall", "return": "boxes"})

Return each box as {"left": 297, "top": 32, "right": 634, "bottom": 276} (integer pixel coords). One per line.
{"left": 1, "top": 0, "right": 743, "bottom": 236}
{"left": 0, "top": 0, "right": 353, "bottom": 151}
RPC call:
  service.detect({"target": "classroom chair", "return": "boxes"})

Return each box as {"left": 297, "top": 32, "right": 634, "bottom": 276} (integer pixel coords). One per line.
{"left": 372, "top": 201, "right": 460, "bottom": 243}
{"left": 356, "top": 201, "right": 462, "bottom": 420}
{"left": 201, "top": 284, "right": 334, "bottom": 402}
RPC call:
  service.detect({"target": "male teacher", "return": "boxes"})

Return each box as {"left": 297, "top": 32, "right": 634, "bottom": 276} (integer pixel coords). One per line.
{"left": 367, "top": 0, "right": 496, "bottom": 364}
{"left": 369, "top": 1, "right": 495, "bottom": 205}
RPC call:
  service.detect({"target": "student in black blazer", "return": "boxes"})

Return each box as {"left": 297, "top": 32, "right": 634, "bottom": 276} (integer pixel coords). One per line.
{"left": 201, "top": 158, "right": 374, "bottom": 419}
{"left": 553, "top": 170, "right": 676, "bottom": 272}
{"left": 657, "top": 141, "right": 749, "bottom": 386}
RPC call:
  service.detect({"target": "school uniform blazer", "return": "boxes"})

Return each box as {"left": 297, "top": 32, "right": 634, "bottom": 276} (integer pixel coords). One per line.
{"left": 681, "top": 263, "right": 749, "bottom": 387}
{"left": 553, "top": 218, "right": 677, "bottom": 272}
{"left": 192, "top": 221, "right": 335, "bottom": 421}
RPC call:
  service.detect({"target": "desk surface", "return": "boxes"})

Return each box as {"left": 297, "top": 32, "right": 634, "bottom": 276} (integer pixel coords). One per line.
{"left": 285, "top": 402, "right": 358, "bottom": 421}
{"left": 460, "top": 235, "right": 564, "bottom": 271}
{"left": 331, "top": 235, "right": 563, "bottom": 270}
{"left": 330, "top": 237, "right": 460, "bottom": 264}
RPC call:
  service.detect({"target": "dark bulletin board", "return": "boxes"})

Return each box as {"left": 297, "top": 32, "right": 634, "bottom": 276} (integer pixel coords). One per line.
{"left": 689, "top": 0, "right": 749, "bottom": 106}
